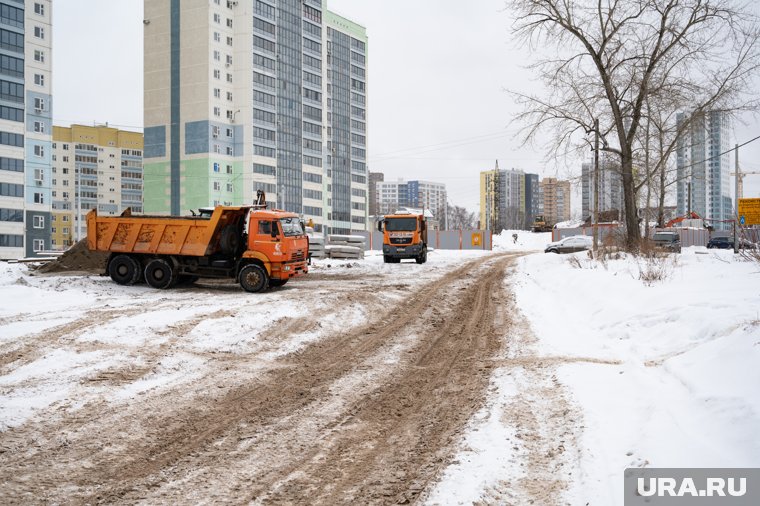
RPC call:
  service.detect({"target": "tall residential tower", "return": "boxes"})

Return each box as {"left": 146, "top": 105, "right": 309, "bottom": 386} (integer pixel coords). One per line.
{"left": 0, "top": 0, "right": 53, "bottom": 259}
{"left": 143, "top": 0, "right": 368, "bottom": 233}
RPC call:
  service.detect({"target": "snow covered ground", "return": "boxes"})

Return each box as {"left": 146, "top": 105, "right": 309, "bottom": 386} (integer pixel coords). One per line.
{"left": 428, "top": 243, "right": 760, "bottom": 504}
{"left": 3, "top": 235, "right": 758, "bottom": 504}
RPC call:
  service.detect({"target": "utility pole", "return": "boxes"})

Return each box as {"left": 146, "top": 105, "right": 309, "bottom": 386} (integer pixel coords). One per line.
{"left": 76, "top": 167, "right": 81, "bottom": 243}
{"left": 593, "top": 118, "right": 600, "bottom": 252}
{"left": 687, "top": 181, "right": 691, "bottom": 216}
{"left": 734, "top": 143, "right": 739, "bottom": 254}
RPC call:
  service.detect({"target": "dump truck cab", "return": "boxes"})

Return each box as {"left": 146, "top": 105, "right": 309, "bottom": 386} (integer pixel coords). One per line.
{"left": 377, "top": 212, "right": 428, "bottom": 264}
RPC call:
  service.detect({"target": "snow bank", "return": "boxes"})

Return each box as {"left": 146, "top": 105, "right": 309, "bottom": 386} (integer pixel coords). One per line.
{"left": 513, "top": 248, "right": 760, "bottom": 503}
{"left": 493, "top": 230, "right": 551, "bottom": 252}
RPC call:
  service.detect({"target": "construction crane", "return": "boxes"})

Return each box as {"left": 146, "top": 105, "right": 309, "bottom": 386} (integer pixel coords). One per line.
{"left": 730, "top": 169, "right": 760, "bottom": 199}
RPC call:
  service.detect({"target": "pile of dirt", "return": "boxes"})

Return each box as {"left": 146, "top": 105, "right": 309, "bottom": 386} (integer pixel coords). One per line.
{"left": 35, "top": 239, "right": 108, "bottom": 274}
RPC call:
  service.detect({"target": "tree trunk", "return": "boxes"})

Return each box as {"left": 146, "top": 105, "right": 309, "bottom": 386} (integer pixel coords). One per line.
{"left": 621, "top": 152, "right": 641, "bottom": 250}
{"left": 657, "top": 130, "right": 667, "bottom": 228}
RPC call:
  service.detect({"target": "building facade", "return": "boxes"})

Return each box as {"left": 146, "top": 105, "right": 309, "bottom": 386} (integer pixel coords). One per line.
{"left": 0, "top": 0, "right": 53, "bottom": 259}
{"left": 50, "top": 125, "right": 143, "bottom": 249}
{"left": 376, "top": 178, "right": 447, "bottom": 227}
{"left": 142, "top": 0, "right": 368, "bottom": 233}
{"left": 479, "top": 164, "right": 539, "bottom": 231}
{"left": 368, "top": 170, "right": 383, "bottom": 217}
{"left": 539, "top": 177, "right": 571, "bottom": 225}
{"left": 581, "top": 155, "right": 623, "bottom": 221}
{"left": 676, "top": 110, "right": 732, "bottom": 229}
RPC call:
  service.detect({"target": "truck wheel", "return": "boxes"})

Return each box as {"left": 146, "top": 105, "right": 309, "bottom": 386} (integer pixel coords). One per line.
{"left": 239, "top": 264, "right": 268, "bottom": 293}
{"left": 144, "top": 258, "right": 177, "bottom": 289}
{"left": 383, "top": 255, "right": 391, "bottom": 264}
{"left": 416, "top": 250, "right": 427, "bottom": 264}
{"left": 220, "top": 224, "right": 240, "bottom": 255}
{"left": 269, "top": 278, "right": 288, "bottom": 288}
{"left": 108, "top": 255, "right": 140, "bottom": 285}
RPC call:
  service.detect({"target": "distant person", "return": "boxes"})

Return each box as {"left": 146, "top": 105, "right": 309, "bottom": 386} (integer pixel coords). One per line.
{"left": 512, "top": 233, "right": 518, "bottom": 244}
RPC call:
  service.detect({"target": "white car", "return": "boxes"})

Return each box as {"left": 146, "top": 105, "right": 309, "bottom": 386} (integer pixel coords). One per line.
{"left": 544, "top": 235, "right": 593, "bottom": 254}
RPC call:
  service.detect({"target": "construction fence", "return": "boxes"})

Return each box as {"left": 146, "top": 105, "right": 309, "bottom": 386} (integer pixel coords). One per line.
{"left": 355, "top": 230, "right": 493, "bottom": 251}
{"left": 553, "top": 223, "right": 760, "bottom": 248}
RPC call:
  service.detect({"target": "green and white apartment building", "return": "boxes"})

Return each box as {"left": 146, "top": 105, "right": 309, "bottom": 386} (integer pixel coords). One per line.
{"left": 0, "top": 0, "right": 53, "bottom": 259}
{"left": 143, "top": 0, "right": 368, "bottom": 233}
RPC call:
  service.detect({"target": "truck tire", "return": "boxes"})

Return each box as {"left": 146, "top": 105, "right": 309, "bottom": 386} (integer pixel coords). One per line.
{"left": 144, "top": 258, "right": 177, "bottom": 289}
{"left": 108, "top": 254, "right": 141, "bottom": 285}
{"left": 416, "top": 249, "right": 427, "bottom": 264}
{"left": 383, "top": 255, "right": 391, "bottom": 264}
{"left": 239, "top": 264, "right": 268, "bottom": 293}
{"left": 220, "top": 224, "right": 240, "bottom": 255}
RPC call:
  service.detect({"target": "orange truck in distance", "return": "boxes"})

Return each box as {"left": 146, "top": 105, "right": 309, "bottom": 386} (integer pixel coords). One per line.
{"left": 87, "top": 192, "right": 308, "bottom": 292}
{"left": 377, "top": 212, "right": 428, "bottom": 264}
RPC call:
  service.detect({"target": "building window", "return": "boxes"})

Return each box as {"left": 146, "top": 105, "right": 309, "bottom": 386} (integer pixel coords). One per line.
{"left": 213, "top": 106, "right": 221, "bottom": 117}
{"left": 34, "top": 26, "right": 44, "bottom": 39}
{"left": 34, "top": 73, "right": 44, "bottom": 86}
{"left": 226, "top": 183, "right": 233, "bottom": 192}
{"left": 226, "top": 73, "right": 233, "bottom": 83}
{"left": 226, "top": 146, "right": 233, "bottom": 156}
{"left": 34, "top": 3, "right": 44, "bottom": 15}
{"left": 213, "top": 31, "right": 221, "bottom": 42}
{"left": 213, "top": 87, "right": 221, "bottom": 98}
{"left": 33, "top": 192, "right": 44, "bottom": 204}
{"left": 226, "top": 36, "right": 233, "bottom": 46}
{"left": 213, "top": 50, "right": 221, "bottom": 61}
{"left": 33, "top": 215, "right": 44, "bottom": 228}
{"left": 33, "top": 239, "right": 45, "bottom": 252}
{"left": 213, "top": 13, "right": 221, "bottom": 23}
{"left": 213, "top": 181, "right": 221, "bottom": 190}
{"left": 33, "top": 121, "right": 45, "bottom": 133}
{"left": 34, "top": 97, "right": 45, "bottom": 111}
{"left": 226, "top": 164, "right": 233, "bottom": 174}
{"left": 226, "top": 54, "right": 233, "bottom": 65}
{"left": 213, "top": 69, "right": 221, "bottom": 79}
{"left": 34, "top": 50, "right": 45, "bottom": 63}
{"left": 213, "top": 162, "right": 220, "bottom": 172}
{"left": 226, "top": 128, "right": 233, "bottom": 138}
{"left": 226, "top": 18, "right": 233, "bottom": 28}
{"left": 34, "top": 145, "right": 44, "bottom": 157}
{"left": 226, "top": 91, "right": 232, "bottom": 101}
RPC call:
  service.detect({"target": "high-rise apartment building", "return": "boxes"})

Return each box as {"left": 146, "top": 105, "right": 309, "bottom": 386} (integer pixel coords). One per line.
{"left": 479, "top": 164, "right": 536, "bottom": 230}
{"left": 0, "top": 0, "right": 52, "bottom": 259}
{"left": 523, "top": 173, "right": 540, "bottom": 228}
{"left": 676, "top": 110, "right": 732, "bottom": 229}
{"left": 143, "top": 0, "right": 368, "bottom": 234}
{"left": 50, "top": 125, "right": 143, "bottom": 249}
{"left": 540, "top": 177, "right": 571, "bottom": 225}
{"left": 581, "top": 155, "right": 623, "bottom": 220}
{"left": 376, "top": 179, "right": 447, "bottom": 227}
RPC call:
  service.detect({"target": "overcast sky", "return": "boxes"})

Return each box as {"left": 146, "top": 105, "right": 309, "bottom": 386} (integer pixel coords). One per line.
{"left": 53, "top": 0, "right": 760, "bottom": 214}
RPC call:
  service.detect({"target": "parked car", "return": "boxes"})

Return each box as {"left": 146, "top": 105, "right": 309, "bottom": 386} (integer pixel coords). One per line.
{"left": 651, "top": 231, "right": 681, "bottom": 253}
{"left": 707, "top": 236, "right": 758, "bottom": 250}
{"left": 544, "top": 235, "right": 593, "bottom": 254}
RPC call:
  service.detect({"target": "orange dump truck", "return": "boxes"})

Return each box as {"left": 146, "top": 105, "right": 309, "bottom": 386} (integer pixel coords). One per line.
{"left": 377, "top": 212, "right": 428, "bottom": 264}
{"left": 87, "top": 195, "right": 308, "bottom": 292}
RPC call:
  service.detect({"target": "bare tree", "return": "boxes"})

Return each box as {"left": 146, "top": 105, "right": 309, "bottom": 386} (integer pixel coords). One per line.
{"left": 509, "top": 0, "right": 760, "bottom": 250}
{"left": 446, "top": 202, "right": 478, "bottom": 230}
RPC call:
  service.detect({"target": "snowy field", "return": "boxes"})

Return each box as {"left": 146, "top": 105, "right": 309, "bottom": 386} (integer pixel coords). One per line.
{"left": 428, "top": 243, "right": 760, "bottom": 505}
{"left": 1, "top": 235, "right": 758, "bottom": 504}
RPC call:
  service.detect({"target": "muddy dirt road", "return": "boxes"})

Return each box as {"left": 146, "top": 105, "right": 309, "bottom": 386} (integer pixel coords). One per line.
{"left": 0, "top": 252, "right": 568, "bottom": 504}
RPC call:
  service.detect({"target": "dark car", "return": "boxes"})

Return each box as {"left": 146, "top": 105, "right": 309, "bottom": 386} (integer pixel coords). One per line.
{"left": 707, "top": 236, "right": 758, "bottom": 250}
{"left": 652, "top": 231, "right": 681, "bottom": 253}
{"left": 707, "top": 236, "right": 733, "bottom": 249}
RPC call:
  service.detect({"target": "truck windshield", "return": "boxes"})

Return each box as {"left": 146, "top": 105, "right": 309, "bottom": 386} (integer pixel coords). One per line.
{"left": 385, "top": 218, "right": 417, "bottom": 231}
{"left": 279, "top": 217, "right": 304, "bottom": 237}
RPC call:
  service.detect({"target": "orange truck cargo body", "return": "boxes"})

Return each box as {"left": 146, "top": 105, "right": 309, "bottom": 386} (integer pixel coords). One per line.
{"left": 86, "top": 205, "right": 308, "bottom": 292}
{"left": 87, "top": 207, "right": 241, "bottom": 257}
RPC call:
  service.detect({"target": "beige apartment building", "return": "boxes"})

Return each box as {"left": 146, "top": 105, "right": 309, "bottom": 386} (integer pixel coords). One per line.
{"left": 50, "top": 125, "right": 143, "bottom": 249}
{"left": 539, "top": 177, "right": 572, "bottom": 225}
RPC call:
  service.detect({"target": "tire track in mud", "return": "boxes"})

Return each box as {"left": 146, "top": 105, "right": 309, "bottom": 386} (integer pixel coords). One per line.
{"left": 0, "top": 253, "right": 515, "bottom": 504}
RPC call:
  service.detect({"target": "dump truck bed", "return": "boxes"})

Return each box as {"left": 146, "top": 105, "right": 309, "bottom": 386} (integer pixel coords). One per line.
{"left": 86, "top": 207, "right": 249, "bottom": 257}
